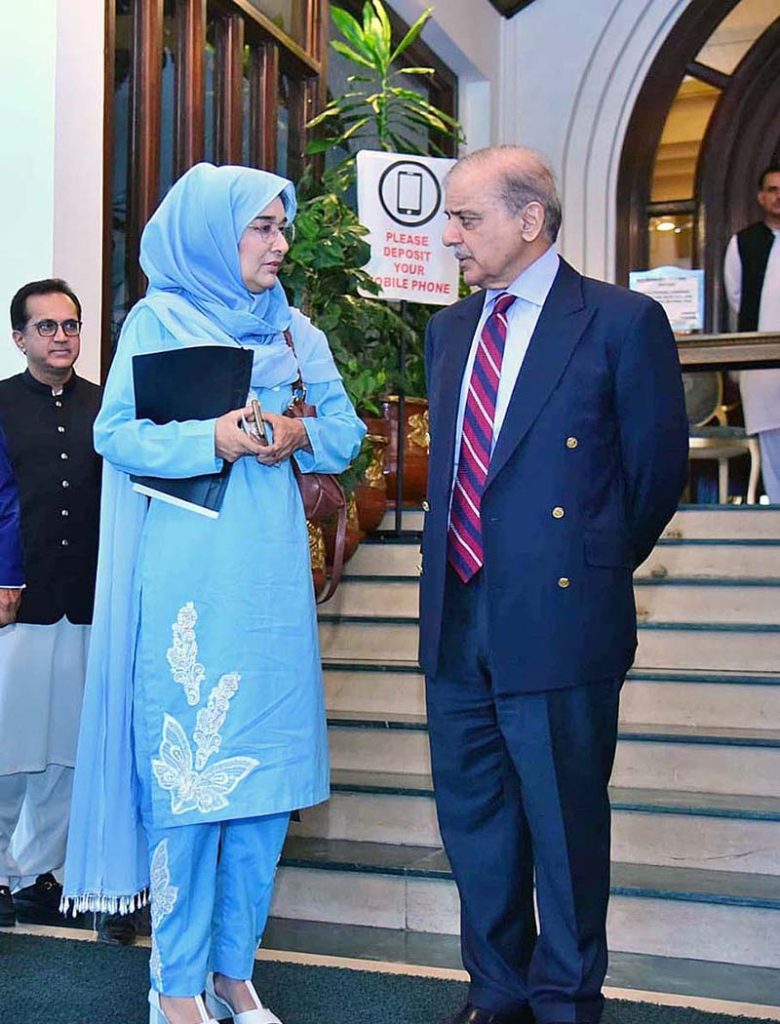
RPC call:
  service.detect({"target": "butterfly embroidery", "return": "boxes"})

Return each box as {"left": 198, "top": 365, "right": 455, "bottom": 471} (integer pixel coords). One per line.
{"left": 149, "top": 839, "right": 178, "bottom": 988}
{"left": 152, "top": 713, "right": 259, "bottom": 816}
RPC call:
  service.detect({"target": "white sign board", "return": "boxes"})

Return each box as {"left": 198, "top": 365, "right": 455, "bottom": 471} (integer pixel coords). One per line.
{"left": 356, "top": 150, "right": 458, "bottom": 306}
{"left": 629, "top": 266, "right": 705, "bottom": 332}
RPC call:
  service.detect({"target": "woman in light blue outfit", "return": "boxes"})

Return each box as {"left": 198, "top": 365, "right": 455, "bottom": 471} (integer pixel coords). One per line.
{"left": 62, "top": 164, "right": 365, "bottom": 1024}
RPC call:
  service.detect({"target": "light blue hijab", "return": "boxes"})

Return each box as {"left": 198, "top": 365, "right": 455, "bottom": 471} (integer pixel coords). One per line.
{"left": 137, "top": 162, "right": 332, "bottom": 386}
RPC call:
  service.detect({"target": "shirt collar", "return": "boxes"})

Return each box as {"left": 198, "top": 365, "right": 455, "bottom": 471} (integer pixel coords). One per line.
{"left": 485, "top": 245, "right": 560, "bottom": 311}
{"left": 22, "top": 368, "right": 78, "bottom": 397}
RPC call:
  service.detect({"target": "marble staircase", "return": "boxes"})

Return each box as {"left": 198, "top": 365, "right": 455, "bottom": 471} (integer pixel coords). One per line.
{"left": 270, "top": 506, "right": 780, "bottom": 990}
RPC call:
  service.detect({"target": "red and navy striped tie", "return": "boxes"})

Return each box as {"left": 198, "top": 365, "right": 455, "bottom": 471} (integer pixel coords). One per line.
{"left": 448, "top": 292, "right": 516, "bottom": 582}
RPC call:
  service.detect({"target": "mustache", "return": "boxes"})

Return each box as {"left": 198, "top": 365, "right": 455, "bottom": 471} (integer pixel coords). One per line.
{"left": 453, "top": 249, "right": 472, "bottom": 260}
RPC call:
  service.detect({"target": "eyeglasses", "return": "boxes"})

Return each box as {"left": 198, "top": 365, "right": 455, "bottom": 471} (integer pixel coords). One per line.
{"left": 248, "top": 221, "right": 296, "bottom": 246}
{"left": 29, "top": 319, "right": 83, "bottom": 338}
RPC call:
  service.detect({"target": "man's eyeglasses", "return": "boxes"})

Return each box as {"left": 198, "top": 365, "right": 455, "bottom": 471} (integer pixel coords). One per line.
{"left": 29, "top": 319, "right": 83, "bottom": 338}
{"left": 250, "top": 221, "right": 296, "bottom": 246}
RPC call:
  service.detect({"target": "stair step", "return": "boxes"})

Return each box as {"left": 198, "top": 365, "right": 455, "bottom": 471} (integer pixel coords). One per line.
{"left": 620, "top": 670, "right": 780, "bottom": 729}
{"left": 324, "top": 662, "right": 427, "bottom": 717}
{"left": 372, "top": 506, "right": 780, "bottom": 541}
{"left": 639, "top": 539, "right": 780, "bottom": 578}
{"left": 663, "top": 505, "right": 780, "bottom": 540}
{"left": 271, "top": 837, "right": 780, "bottom": 967}
{"left": 324, "top": 662, "right": 780, "bottom": 729}
{"left": 262, "top": 917, "right": 780, "bottom": 1008}
{"left": 636, "top": 622, "right": 780, "bottom": 672}
{"left": 347, "top": 540, "right": 421, "bottom": 577}
{"left": 330, "top": 576, "right": 780, "bottom": 624}
{"left": 319, "top": 615, "right": 780, "bottom": 673}
{"left": 292, "top": 774, "right": 780, "bottom": 875}
{"left": 350, "top": 538, "right": 780, "bottom": 580}
{"left": 378, "top": 509, "right": 424, "bottom": 533}
{"left": 326, "top": 714, "right": 780, "bottom": 797}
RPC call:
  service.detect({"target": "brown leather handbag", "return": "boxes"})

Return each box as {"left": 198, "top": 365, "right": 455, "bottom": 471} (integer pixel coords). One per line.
{"left": 283, "top": 331, "right": 347, "bottom": 604}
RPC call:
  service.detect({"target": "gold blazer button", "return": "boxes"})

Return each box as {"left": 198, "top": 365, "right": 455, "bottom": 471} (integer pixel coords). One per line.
{"left": 566, "top": 437, "right": 578, "bottom": 449}
{"left": 552, "top": 506, "right": 565, "bottom": 519}
{"left": 422, "top": 500, "right": 430, "bottom": 512}
{"left": 558, "top": 577, "right": 571, "bottom": 588}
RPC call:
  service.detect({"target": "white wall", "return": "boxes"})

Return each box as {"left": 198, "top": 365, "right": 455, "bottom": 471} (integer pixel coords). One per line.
{"left": 502, "top": 0, "right": 696, "bottom": 281}
{"left": 0, "top": 0, "right": 104, "bottom": 385}
{"left": 388, "top": 0, "right": 503, "bottom": 150}
{"left": 0, "top": 1, "right": 57, "bottom": 380}
{"left": 53, "top": 0, "right": 105, "bottom": 384}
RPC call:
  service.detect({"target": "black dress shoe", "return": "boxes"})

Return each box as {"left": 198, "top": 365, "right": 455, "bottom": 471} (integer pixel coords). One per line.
{"left": 96, "top": 904, "right": 151, "bottom": 945}
{"left": 12, "top": 872, "right": 63, "bottom": 922}
{"left": 447, "top": 1004, "right": 534, "bottom": 1024}
{"left": 0, "top": 885, "right": 15, "bottom": 927}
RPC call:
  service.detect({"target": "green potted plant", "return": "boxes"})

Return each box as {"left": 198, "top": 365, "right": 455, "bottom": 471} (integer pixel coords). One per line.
{"left": 306, "top": 1, "right": 463, "bottom": 159}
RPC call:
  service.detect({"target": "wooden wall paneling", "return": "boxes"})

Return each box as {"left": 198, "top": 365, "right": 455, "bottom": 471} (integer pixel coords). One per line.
{"left": 215, "top": 13, "right": 245, "bottom": 164}
{"left": 314, "top": 0, "right": 328, "bottom": 109}
{"left": 250, "top": 41, "right": 279, "bottom": 170}
{"left": 303, "top": 0, "right": 328, "bottom": 180}
{"left": 101, "top": 0, "right": 118, "bottom": 376}
{"left": 301, "top": 0, "right": 323, "bottom": 62}
{"left": 128, "top": 0, "right": 165, "bottom": 301}
{"left": 175, "top": 0, "right": 206, "bottom": 174}
{"left": 212, "top": 0, "right": 319, "bottom": 74}
{"left": 287, "top": 75, "right": 308, "bottom": 183}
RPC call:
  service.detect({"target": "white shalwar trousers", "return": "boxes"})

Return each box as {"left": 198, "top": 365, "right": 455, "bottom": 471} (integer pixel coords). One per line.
{"left": 758, "top": 427, "right": 780, "bottom": 503}
{"left": 0, "top": 617, "right": 88, "bottom": 888}
{"left": 0, "top": 764, "right": 73, "bottom": 887}
{"left": 144, "top": 810, "right": 290, "bottom": 996}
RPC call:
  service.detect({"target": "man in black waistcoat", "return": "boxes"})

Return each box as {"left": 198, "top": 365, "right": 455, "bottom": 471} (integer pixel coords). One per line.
{"left": 0, "top": 278, "right": 101, "bottom": 928}
{"left": 724, "top": 165, "right": 780, "bottom": 502}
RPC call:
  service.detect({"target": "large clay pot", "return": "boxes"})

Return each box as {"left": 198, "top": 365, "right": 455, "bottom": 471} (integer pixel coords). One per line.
{"left": 354, "top": 433, "right": 389, "bottom": 536}
{"left": 307, "top": 521, "right": 327, "bottom": 600}
{"left": 380, "top": 396, "right": 429, "bottom": 505}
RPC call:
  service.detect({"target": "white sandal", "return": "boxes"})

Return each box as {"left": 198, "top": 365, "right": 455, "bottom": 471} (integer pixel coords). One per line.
{"left": 148, "top": 988, "right": 219, "bottom": 1024}
{"left": 204, "top": 973, "right": 282, "bottom": 1024}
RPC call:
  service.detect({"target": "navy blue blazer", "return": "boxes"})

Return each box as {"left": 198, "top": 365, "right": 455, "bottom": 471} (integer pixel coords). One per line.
{"left": 419, "top": 259, "right": 689, "bottom": 693}
{"left": 0, "top": 422, "right": 24, "bottom": 588}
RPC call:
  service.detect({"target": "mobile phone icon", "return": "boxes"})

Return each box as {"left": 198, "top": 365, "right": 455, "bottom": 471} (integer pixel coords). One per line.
{"left": 397, "top": 170, "right": 423, "bottom": 216}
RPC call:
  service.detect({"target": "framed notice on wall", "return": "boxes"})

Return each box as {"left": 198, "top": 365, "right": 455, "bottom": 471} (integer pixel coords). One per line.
{"left": 629, "top": 266, "right": 705, "bottom": 332}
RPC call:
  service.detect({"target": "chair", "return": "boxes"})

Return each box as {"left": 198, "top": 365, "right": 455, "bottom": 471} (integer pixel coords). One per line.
{"left": 684, "top": 371, "right": 760, "bottom": 504}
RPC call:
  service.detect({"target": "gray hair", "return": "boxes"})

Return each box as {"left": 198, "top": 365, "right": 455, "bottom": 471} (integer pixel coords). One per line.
{"left": 448, "top": 145, "right": 562, "bottom": 243}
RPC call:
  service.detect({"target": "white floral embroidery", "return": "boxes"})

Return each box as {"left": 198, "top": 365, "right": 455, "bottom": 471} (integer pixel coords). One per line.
{"left": 152, "top": 714, "right": 259, "bottom": 815}
{"left": 156, "top": 605, "right": 257, "bottom": 815}
{"left": 166, "top": 602, "right": 205, "bottom": 706}
{"left": 149, "top": 839, "right": 179, "bottom": 990}
{"left": 193, "top": 673, "right": 240, "bottom": 770}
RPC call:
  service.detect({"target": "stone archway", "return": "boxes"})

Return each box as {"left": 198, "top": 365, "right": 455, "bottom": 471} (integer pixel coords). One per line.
{"left": 615, "top": 0, "right": 780, "bottom": 328}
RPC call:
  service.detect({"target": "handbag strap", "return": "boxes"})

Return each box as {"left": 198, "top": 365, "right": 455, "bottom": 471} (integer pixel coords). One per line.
{"left": 317, "top": 502, "right": 346, "bottom": 604}
{"left": 284, "top": 329, "right": 307, "bottom": 407}
{"left": 284, "top": 327, "right": 347, "bottom": 604}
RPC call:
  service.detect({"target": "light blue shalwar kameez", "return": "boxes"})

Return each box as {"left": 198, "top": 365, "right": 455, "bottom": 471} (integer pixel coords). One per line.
{"left": 62, "top": 164, "right": 365, "bottom": 999}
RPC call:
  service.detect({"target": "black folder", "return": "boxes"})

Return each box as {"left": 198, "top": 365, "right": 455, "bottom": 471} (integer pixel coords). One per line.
{"left": 130, "top": 345, "right": 253, "bottom": 517}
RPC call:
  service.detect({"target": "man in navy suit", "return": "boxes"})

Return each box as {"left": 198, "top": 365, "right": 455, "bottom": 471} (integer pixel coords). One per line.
{"left": 420, "top": 146, "right": 688, "bottom": 1024}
